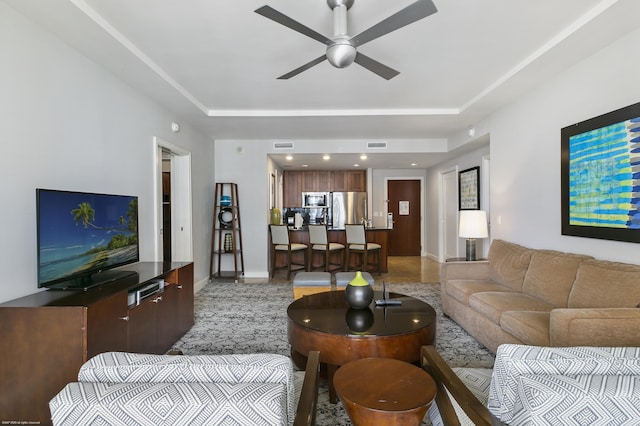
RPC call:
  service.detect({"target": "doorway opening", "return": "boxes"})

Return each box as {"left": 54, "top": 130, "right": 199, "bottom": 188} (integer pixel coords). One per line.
{"left": 385, "top": 177, "right": 424, "bottom": 256}
{"left": 439, "top": 167, "right": 459, "bottom": 262}
{"left": 154, "top": 137, "right": 193, "bottom": 262}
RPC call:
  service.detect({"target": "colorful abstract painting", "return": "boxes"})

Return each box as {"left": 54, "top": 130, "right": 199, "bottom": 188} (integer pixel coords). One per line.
{"left": 568, "top": 117, "right": 640, "bottom": 229}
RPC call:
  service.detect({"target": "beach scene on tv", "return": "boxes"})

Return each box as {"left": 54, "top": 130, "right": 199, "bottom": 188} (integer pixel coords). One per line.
{"left": 38, "top": 191, "right": 139, "bottom": 286}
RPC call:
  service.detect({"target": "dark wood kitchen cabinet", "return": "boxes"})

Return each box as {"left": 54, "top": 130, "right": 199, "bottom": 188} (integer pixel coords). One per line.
{"left": 0, "top": 261, "right": 194, "bottom": 426}
{"left": 284, "top": 170, "right": 367, "bottom": 206}
{"left": 284, "top": 170, "right": 302, "bottom": 206}
{"left": 301, "top": 170, "right": 331, "bottom": 192}
{"left": 330, "top": 170, "right": 348, "bottom": 191}
{"left": 347, "top": 170, "right": 366, "bottom": 192}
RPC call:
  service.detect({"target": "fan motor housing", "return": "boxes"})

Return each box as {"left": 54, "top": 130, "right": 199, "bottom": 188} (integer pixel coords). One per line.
{"left": 327, "top": 0, "right": 354, "bottom": 10}
{"left": 326, "top": 37, "right": 356, "bottom": 68}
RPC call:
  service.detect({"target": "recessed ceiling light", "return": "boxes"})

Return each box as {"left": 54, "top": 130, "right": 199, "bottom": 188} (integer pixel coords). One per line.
{"left": 353, "top": 163, "right": 360, "bottom": 167}
{"left": 410, "top": 163, "right": 418, "bottom": 167}
{"left": 360, "top": 154, "right": 367, "bottom": 160}
{"left": 286, "top": 155, "right": 293, "bottom": 161}
{"left": 323, "top": 154, "right": 330, "bottom": 160}
{"left": 301, "top": 164, "right": 309, "bottom": 167}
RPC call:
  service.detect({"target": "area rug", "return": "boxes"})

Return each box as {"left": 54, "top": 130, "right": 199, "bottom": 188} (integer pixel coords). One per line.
{"left": 172, "top": 281, "right": 494, "bottom": 425}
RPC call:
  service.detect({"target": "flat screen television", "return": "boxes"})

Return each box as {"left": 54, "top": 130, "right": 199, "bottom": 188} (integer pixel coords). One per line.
{"left": 37, "top": 189, "right": 140, "bottom": 290}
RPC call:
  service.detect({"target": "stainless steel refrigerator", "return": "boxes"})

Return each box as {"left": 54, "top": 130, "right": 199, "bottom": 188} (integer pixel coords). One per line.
{"left": 331, "top": 192, "right": 367, "bottom": 229}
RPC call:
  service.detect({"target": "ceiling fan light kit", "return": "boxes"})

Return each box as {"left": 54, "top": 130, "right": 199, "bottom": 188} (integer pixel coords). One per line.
{"left": 255, "top": 0, "right": 437, "bottom": 80}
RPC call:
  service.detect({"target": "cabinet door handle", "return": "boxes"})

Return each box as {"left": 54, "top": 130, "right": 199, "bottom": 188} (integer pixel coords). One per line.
{"left": 177, "top": 285, "right": 183, "bottom": 289}
{"left": 119, "top": 315, "right": 129, "bottom": 321}
{"left": 153, "top": 296, "right": 163, "bottom": 303}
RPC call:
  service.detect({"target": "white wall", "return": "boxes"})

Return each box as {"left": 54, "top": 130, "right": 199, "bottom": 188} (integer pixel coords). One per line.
{"left": 218, "top": 27, "right": 640, "bottom": 272}
{"left": 467, "top": 27, "right": 640, "bottom": 263}
{"left": 214, "top": 140, "right": 272, "bottom": 277}
{"left": 214, "top": 139, "right": 443, "bottom": 276}
{"left": 0, "top": 4, "right": 214, "bottom": 303}
{"left": 425, "top": 145, "right": 490, "bottom": 259}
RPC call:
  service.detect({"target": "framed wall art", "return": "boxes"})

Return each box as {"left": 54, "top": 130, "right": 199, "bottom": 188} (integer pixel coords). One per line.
{"left": 459, "top": 166, "right": 480, "bottom": 210}
{"left": 561, "top": 101, "right": 640, "bottom": 243}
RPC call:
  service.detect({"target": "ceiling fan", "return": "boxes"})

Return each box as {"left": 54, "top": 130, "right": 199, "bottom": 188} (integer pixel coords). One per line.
{"left": 255, "top": 0, "right": 438, "bottom": 80}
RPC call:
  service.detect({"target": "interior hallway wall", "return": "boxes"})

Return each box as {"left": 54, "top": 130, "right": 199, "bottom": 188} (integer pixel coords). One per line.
{"left": 0, "top": 3, "right": 215, "bottom": 302}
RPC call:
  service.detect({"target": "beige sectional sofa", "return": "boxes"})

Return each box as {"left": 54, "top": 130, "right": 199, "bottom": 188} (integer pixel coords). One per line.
{"left": 440, "top": 239, "right": 640, "bottom": 353}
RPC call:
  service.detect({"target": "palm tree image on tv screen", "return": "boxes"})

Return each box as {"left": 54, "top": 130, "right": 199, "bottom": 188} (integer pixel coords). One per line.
{"left": 37, "top": 189, "right": 139, "bottom": 287}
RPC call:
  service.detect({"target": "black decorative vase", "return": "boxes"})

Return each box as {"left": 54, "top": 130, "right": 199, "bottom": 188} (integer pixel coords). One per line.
{"left": 345, "top": 307, "right": 374, "bottom": 333}
{"left": 345, "top": 271, "right": 373, "bottom": 309}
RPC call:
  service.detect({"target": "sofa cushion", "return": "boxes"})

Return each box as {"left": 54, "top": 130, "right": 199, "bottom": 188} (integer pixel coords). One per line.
{"left": 446, "top": 279, "right": 513, "bottom": 306}
{"left": 487, "top": 240, "right": 533, "bottom": 291}
{"left": 469, "top": 292, "right": 553, "bottom": 325}
{"left": 521, "top": 250, "right": 591, "bottom": 308}
{"left": 568, "top": 259, "right": 640, "bottom": 308}
{"left": 500, "top": 311, "right": 550, "bottom": 346}
{"left": 50, "top": 381, "right": 289, "bottom": 426}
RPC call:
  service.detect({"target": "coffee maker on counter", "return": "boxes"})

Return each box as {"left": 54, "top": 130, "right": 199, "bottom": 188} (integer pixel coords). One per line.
{"left": 282, "top": 207, "right": 328, "bottom": 227}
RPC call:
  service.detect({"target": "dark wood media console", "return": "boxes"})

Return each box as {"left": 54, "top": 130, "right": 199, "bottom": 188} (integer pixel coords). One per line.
{"left": 0, "top": 261, "right": 194, "bottom": 426}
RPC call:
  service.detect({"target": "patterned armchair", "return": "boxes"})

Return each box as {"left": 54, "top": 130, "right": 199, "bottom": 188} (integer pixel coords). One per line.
{"left": 50, "top": 351, "right": 320, "bottom": 426}
{"left": 422, "top": 344, "right": 640, "bottom": 426}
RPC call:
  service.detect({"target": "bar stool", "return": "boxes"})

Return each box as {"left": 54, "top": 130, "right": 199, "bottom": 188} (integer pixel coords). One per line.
{"left": 345, "top": 224, "right": 381, "bottom": 274}
{"left": 308, "top": 224, "right": 345, "bottom": 272}
{"left": 269, "top": 225, "right": 308, "bottom": 280}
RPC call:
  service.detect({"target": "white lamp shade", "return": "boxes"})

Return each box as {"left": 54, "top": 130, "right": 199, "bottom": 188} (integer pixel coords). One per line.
{"left": 459, "top": 210, "right": 488, "bottom": 238}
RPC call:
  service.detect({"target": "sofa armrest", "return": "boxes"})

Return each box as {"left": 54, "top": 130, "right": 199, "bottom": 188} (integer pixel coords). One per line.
{"left": 507, "top": 374, "right": 640, "bottom": 425}
{"left": 489, "top": 344, "right": 640, "bottom": 424}
{"left": 550, "top": 308, "right": 640, "bottom": 346}
{"left": 294, "top": 351, "right": 320, "bottom": 426}
{"left": 421, "top": 345, "right": 499, "bottom": 426}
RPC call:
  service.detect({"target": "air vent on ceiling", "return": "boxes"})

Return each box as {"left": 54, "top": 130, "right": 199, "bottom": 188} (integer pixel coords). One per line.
{"left": 273, "top": 142, "right": 294, "bottom": 150}
{"left": 367, "top": 141, "right": 388, "bottom": 149}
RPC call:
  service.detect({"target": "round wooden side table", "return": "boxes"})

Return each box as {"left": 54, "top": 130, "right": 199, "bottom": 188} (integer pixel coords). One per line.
{"left": 334, "top": 357, "right": 436, "bottom": 426}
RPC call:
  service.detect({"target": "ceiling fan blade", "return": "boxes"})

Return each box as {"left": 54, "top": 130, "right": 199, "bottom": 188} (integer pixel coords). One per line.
{"left": 255, "top": 5, "right": 333, "bottom": 46}
{"left": 351, "top": 0, "right": 438, "bottom": 47}
{"left": 354, "top": 53, "right": 400, "bottom": 80}
{"left": 278, "top": 55, "right": 328, "bottom": 79}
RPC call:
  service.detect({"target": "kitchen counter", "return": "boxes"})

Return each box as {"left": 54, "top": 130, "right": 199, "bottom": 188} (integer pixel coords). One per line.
{"left": 287, "top": 226, "right": 391, "bottom": 232}
{"left": 276, "top": 226, "right": 390, "bottom": 273}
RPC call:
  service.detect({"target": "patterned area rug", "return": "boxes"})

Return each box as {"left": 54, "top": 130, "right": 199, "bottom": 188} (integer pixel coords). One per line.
{"left": 172, "top": 281, "right": 494, "bottom": 425}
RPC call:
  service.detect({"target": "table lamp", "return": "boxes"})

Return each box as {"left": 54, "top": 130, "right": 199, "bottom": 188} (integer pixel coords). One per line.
{"left": 459, "top": 210, "right": 488, "bottom": 261}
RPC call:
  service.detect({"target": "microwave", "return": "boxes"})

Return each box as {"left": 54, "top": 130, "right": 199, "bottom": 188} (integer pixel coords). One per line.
{"left": 302, "top": 192, "right": 330, "bottom": 207}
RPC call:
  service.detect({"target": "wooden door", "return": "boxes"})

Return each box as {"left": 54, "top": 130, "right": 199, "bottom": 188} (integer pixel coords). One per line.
{"left": 128, "top": 297, "right": 157, "bottom": 353}
{"left": 155, "top": 286, "right": 179, "bottom": 353}
{"left": 86, "top": 291, "right": 128, "bottom": 359}
{"left": 387, "top": 180, "right": 421, "bottom": 256}
{"left": 176, "top": 264, "right": 194, "bottom": 335}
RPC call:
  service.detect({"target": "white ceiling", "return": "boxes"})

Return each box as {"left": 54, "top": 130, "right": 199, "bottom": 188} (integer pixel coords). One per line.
{"left": 6, "top": 0, "right": 640, "bottom": 169}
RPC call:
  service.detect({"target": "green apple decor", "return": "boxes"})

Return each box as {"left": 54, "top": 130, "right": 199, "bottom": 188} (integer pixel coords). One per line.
{"left": 345, "top": 271, "right": 373, "bottom": 309}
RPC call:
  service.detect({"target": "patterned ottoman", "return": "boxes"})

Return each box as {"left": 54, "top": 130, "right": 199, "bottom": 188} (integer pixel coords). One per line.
{"left": 50, "top": 352, "right": 298, "bottom": 426}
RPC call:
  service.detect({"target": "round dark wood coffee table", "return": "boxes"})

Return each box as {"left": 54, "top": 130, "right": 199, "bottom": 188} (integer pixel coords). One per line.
{"left": 287, "top": 290, "right": 436, "bottom": 403}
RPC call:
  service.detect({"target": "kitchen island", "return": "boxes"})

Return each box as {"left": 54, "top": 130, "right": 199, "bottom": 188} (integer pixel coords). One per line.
{"left": 282, "top": 226, "right": 390, "bottom": 273}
